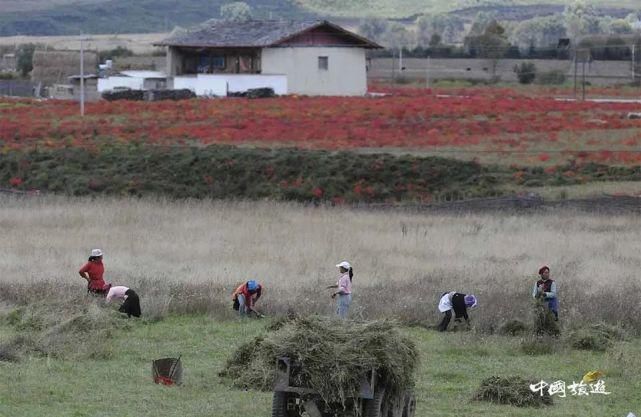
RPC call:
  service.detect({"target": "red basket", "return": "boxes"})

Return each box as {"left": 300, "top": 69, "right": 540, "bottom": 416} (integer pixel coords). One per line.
{"left": 152, "top": 357, "right": 182, "bottom": 386}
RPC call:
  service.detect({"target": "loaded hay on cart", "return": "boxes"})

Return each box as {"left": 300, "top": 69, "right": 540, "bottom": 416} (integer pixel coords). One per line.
{"left": 220, "top": 316, "right": 419, "bottom": 417}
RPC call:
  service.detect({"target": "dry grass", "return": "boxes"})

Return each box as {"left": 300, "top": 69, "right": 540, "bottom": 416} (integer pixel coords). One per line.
{"left": 0, "top": 33, "right": 165, "bottom": 54}
{"left": 1, "top": 196, "right": 640, "bottom": 333}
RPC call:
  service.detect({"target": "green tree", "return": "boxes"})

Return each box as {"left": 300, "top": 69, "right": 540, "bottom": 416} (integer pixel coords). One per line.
{"left": 220, "top": 2, "right": 252, "bottom": 22}
{"left": 511, "top": 15, "right": 567, "bottom": 52}
{"left": 563, "top": 1, "right": 602, "bottom": 40}
{"left": 609, "top": 19, "right": 632, "bottom": 34}
{"left": 16, "top": 43, "right": 37, "bottom": 77}
{"left": 357, "top": 18, "right": 389, "bottom": 44}
{"left": 429, "top": 33, "right": 442, "bottom": 48}
{"left": 416, "top": 14, "right": 465, "bottom": 46}
{"left": 466, "top": 21, "right": 510, "bottom": 79}
{"left": 468, "top": 12, "right": 496, "bottom": 37}
{"left": 383, "top": 22, "right": 413, "bottom": 50}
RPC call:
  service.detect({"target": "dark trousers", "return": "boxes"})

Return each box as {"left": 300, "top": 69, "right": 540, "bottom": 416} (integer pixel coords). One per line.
{"left": 438, "top": 311, "right": 466, "bottom": 332}
{"left": 438, "top": 310, "right": 452, "bottom": 331}
{"left": 119, "top": 289, "right": 141, "bottom": 318}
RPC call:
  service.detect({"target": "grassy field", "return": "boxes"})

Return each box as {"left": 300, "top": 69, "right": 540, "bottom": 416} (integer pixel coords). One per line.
{"left": 1, "top": 315, "right": 640, "bottom": 417}
{"left": 1, "top": 198, "right": 640, "bottom": 415}
{"left": 1, "top": 197, "right": 641, "bottom": 330}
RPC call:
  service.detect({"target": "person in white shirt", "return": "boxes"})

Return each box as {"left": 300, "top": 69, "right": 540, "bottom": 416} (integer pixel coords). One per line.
{"left": 327, "top": 261, "right": 353, "bottom": 319}
{"left": 106, "top": 285, "right": 141, "bottom": 318}
{"left": 437, "top": 292, "right": 477, "bottom": 331}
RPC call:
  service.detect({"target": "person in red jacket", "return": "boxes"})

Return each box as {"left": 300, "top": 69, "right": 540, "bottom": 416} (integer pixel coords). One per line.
{"left": 79, "top": 249, "right": 110, "bottom": 295}
{"left": 231, "top": 280, "right": 263, "bottom": 317}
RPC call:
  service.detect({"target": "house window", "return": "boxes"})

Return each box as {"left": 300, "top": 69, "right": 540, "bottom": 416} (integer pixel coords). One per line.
{"left": 212, "top": 56, "right": 226, "bottom": 70}
{"left": 318, "top": 56, "right": 329, "bottom": 71}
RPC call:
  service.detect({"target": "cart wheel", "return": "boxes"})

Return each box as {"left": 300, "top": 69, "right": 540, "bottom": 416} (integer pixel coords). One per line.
{"left": 402, "top": 393, "right": 416, "bottom": 417}
{"left": 272, "top": 391, "right": 292, "bottom": 417}
{"left": 363, "top": 386, "right": 387, "bottom": 417}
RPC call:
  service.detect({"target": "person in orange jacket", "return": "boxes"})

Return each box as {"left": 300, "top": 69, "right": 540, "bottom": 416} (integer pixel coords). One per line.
{"left": 232, "top": 280, "right": 263, "bottom": 317}
{"left": 78, "top": 249, "right": 110, "bottom": 295}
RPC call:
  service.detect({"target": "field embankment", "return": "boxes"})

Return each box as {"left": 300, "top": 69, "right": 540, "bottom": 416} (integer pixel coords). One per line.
{"left": 5, "top": 144, "right": 641, "bottom": 202}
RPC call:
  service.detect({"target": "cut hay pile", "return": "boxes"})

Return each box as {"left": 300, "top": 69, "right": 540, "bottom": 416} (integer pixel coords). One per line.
{"left": 0, "top": 296, "right": 130, "bottom": 361}
{"left": 220, "top": 316, "right": 419, "bottom": 410}
{"left": 533, "top": 300, "right": 560, "bottom": 337}
{"left": 473, "top": 376, "right": 553, "bottom": 407}
{"left": 568, "top": 322, "right": 626, "bottom": 352}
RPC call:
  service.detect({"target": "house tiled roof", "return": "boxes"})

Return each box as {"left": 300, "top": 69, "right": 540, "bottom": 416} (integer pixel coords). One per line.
{"left": 155, "top": 19, "right": 381, "bottom": 49}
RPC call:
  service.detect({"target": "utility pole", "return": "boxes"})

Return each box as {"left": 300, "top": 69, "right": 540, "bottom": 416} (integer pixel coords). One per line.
{"left": 581, "top": 60, "right": 586, "bottom": 101}
{"left": 391, "top": 50, "right": 396, "bottom": 84}
{"left": 573, "top": 54, "right": 578, "bottom": 99}
{"left": 80, "top": 36, "right": 85, "bottom": 117}
{"left": 632, "top": 43, "right": 636, "bottom": 83}
{"left": 426, "top": 55, "right": 431, "bottom": 89}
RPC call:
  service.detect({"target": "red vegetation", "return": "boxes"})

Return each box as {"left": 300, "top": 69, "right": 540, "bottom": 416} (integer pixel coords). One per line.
{"left": 2, "top": 88, "right": 641, "bottom": 165}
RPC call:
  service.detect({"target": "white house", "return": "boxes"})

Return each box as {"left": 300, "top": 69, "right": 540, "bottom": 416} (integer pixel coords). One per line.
{"left": 97, "top": 70, "right": 167, "bottom": 93}
{"left": 154, "top": 20, "right": 381, "bottom": 96}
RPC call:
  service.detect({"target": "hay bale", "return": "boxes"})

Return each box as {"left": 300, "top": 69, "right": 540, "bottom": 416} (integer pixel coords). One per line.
{"left": 499, "top": 319, "right": 529, "bottom": 336}
{"left": 473, "top": 376, "right": 553, "bottom": 407}
{"left": 31, "top": 50, "right": 98, "bottom": 86}
{"left": 568, "top": 323, "right": 626, "bottom": 352}
{"left": 220, "top": 316, "right": 418, "bottom": 411}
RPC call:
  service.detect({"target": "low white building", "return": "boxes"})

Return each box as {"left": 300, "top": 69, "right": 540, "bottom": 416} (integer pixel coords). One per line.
{"left": 155, "top": 20, "right": 381, "bottom": 96}
{"left": 97, "top": 70, "right": 167, "bottom": 93}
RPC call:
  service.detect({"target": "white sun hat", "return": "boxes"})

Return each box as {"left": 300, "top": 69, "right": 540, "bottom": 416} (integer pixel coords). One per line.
{"left": 91, "top": 249, "right": 103, "bottom": 257}
{"left": 336, "top": 261, "right": 351, "bottom": 269}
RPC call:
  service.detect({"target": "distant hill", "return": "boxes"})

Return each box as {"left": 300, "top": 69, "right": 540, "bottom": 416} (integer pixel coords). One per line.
{"left": 0, "top": 0, "right": 313, "bottom": 36}
{"left": 0, "top": 0, "right": 637, "bottom": 36}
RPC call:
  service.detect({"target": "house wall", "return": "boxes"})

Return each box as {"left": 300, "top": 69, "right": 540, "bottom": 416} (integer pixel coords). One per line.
{"left": 173, "top": 74, "right": 287, "bottom": 96}
{"left": 262, "top": 47, "right": 367, "bottom": 96}
{"left": 167, "top": 47, "right": 183, "bottom": 77}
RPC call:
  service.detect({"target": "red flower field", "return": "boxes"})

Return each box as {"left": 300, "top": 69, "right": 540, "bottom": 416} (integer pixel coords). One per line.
{"left": 2, "top": 87, "right": 641, "bottom": 166}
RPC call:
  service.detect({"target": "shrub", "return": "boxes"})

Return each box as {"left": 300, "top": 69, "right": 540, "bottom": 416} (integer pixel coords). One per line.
{"left": 514, "top": 62, "right": 537, "bottom": 84}
{"left": 499, "top": 319, "right": 529, "bottom": 336}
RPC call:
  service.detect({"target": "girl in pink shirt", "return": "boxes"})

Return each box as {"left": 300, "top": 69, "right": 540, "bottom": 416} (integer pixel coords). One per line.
{"left": 106, "top": 285, "right": 141, "bottom": 318}
{"left": 328, "top": 261, "right": 353, "bottom": 319}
